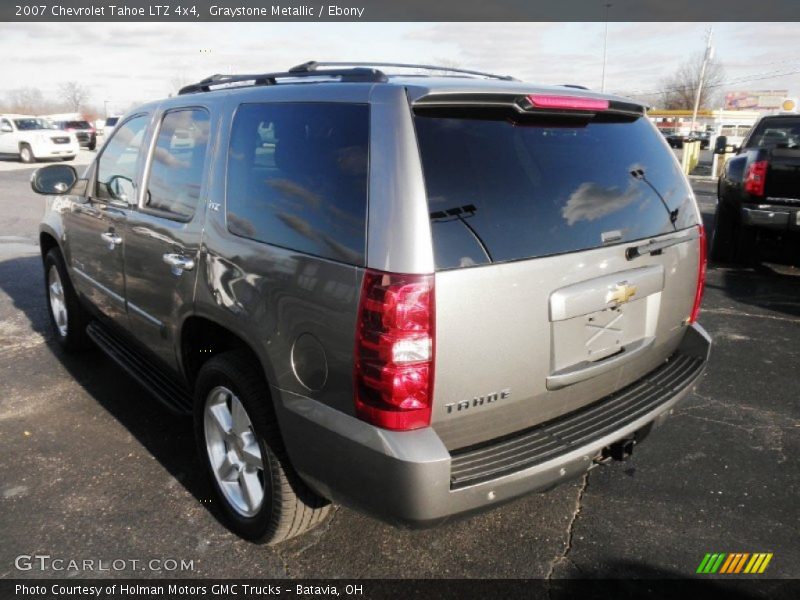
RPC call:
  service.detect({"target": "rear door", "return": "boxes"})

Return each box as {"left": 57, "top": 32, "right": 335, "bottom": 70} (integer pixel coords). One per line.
{"left": 123, "top": 107, "right": 212, "bottom": 371}
{"left": 65, "top": 114, "right": 150, "bottom": 326}
{"left": 412, "top": 97, "right": 703, "bottom": 449}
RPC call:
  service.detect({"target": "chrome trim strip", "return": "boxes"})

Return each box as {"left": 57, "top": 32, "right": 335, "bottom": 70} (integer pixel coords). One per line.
{"left": 128, "top": 300, "right": 163, "bottom": 327}
{"left": 72, "top": 267, "right": 125, "bottom": 305}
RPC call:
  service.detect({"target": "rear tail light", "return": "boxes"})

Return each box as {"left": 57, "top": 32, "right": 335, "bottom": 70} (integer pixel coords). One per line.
{"left": 525, "top": 94, "right": 609, "bottom": 111}
{"left": 354, "top": 270, "right": 434, "bottom": 431}
{"left": 743, "top": 160, "right": 768, "bottom": 197}
{"left": 689, "top": 224, "right": 707, "bottom": 324}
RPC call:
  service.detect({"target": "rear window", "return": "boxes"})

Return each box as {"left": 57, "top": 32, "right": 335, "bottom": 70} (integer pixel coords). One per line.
{"left": 745, "top": 117, "right": 800, "bottom": 149}
{"left": 226, "top": 103, "right": 369, "bottom": 266}
{"left": 66, "top": 121, "right": 91, "bottom": 129}
{"left": 105, "top": 117, "right": 119, "bottom": 126}
{"left": 414, "top": 111, "right": 698, "bottom": 270}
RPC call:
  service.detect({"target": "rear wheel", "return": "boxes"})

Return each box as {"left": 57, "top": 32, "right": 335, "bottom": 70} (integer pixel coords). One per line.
{"left": 44, "top": 248, "right": 93, "bottom": 351}
{"left": 194, "top": 351, "right": 331, "bottom": 544}
{"left": 734, "top": 225, "right": 758, "bottom": 265}
{"left": 710, "top": 202, "right": 737, "bottom": 263}
{"left": 19, "top": 144, "right": 35, "bottom": 164}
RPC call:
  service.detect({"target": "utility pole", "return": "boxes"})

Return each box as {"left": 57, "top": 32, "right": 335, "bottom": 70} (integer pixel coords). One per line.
{"left": 691, "top": 26, "right": 714, "bottom": 132}
{"left": 600, "top": 3, "right": 613, "bottom": 92}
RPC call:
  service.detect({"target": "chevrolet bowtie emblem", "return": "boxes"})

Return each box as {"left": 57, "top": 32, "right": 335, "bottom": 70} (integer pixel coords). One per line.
{"left": 607, "top": 282, "right": 637, "bottom": 305}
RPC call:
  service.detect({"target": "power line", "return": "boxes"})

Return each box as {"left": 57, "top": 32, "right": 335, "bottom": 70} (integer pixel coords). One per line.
{"left": 617, "top": 66, "right": 800, "bottom": 98}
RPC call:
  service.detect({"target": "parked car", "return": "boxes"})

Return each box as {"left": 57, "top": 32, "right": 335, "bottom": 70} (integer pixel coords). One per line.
{"left": 712, "top": 113, "right": 800, "bottom": 263}
{"left": 102, "top": 116, "right": 120, "bottom": 139}
{"left": 686, "top": 130, "right": 710, "bottom": 149}
{"left": 0, "top": 114, "right": 78, "bottom": 163}
{"left": 32, "top": 62, "right": 710, "bottom": 544}
{"left": 665, "top": 131, "right": 685, "bottom": 148}
{"left": 52, "top": 119, "right": 97, "bottom": 150}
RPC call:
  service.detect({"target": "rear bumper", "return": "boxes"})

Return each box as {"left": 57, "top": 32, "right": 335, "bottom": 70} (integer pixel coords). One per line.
{"left": 740, "top": 203, "right": 800, "bottom": 230}
{"left": 278, "top": 323, "right": 711, "bottom": 526}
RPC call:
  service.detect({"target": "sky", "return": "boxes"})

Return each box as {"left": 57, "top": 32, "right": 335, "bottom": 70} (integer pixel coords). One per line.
{"left": 1, "top": 21, "right": 798, "bottom": 114}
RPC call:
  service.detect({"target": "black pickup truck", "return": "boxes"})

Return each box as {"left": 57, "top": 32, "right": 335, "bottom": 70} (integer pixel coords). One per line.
{"left": 712, "top": 114, "right": 800, "bottom": 263}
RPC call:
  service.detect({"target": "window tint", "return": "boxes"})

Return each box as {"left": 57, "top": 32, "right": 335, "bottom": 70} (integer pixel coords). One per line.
{"left": 226, "top": 103, "right": 369, "bottom": 265}
{"left": 745, "top": 117, "right": 800, "bottom": 149}
{"left": 13, "top": 118, "right": 50, "bottom": 131}
{"left": 414, "top": 112, "right": 697, "bottom": 270}
{"left": 96, "top": 115, "right": 149, "bottom": 203}
{"left": 144, "top": 109, "right": 210, "bottom": 220}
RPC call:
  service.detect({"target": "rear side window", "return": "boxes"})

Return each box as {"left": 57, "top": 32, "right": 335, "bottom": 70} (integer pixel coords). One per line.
{"left": 144, "top": 108, "right": 210, "bottom": 220}
{"left": 226, "top": 103, "right": 369, "bottom": 266}
{"left": 414, "top": 112, "right": 697, "bottom": 270}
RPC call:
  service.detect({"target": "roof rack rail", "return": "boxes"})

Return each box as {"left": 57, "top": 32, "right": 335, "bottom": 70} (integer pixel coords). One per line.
{"left": 560, "top": 84, "right": 590, "bottom": 90}
{"left": 290, "top": 61, "right": 518, "bottom": 81}
{"left": 178, "top": 66, "right": 388, "bottom": 95}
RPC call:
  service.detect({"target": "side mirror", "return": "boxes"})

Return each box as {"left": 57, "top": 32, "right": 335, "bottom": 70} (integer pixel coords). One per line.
{"left": 0, "top": 123, "right": 12, "bottom": 133}
{"left": 713, "top": 136, "right": 728, "bottom": 155}
{"left": 31, "top": 164, "right": 77, "bottom": 195}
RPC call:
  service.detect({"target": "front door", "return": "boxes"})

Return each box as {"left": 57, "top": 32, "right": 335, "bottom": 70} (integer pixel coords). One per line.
{"left": 123, "top": 107, "right": 212, "bottom": 371}
{"left": 65, "top": 114, "right": 150, "bottom": 326}
{"left": 0, "top": 118, "right": 16, "bottom": 154}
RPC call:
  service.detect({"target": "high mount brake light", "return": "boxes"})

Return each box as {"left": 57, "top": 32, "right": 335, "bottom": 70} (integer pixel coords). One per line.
{"left": 354, "top": 270, "right": 434, "bottom": 431}
{"left": 689, "top": 225, "right": 707, "bottom": 324}
{"left": 526, "top": 94, "right": 610, "bottom": 111}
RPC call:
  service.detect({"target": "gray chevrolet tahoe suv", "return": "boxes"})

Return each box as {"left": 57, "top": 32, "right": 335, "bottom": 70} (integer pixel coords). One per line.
{"left": 33, "top": 62, "right": 711, "bottom": 544}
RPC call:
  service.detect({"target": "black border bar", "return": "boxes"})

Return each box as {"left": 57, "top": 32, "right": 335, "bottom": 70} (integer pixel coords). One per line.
{"left": 3, "top": 0, "right": 800, "bottom": 22}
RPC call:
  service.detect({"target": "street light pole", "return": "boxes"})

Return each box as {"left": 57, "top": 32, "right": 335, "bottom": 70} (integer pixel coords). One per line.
{"left": 600, "top": 3, "right": 612, "bottom": 92}
{"left": 691, "top": 26, "right": 714, "bottom": 132}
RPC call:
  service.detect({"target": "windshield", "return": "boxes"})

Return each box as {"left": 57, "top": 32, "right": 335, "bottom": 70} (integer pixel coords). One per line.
{"left": 745, "top": 117, "right": 800, "bottom": 149}
{"left": 415, "top": 111, "right": 697, "bottom": 270}
{"left": 13, "top": 118, "right": 53, "bottom": 131}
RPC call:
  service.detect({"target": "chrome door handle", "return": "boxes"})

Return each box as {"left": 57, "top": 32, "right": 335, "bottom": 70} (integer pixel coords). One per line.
{"left": 163, "top": 253, "right": 195, "bottom": 274}
{"left": 100, "top": 232, "right": 122, "bottom": 249}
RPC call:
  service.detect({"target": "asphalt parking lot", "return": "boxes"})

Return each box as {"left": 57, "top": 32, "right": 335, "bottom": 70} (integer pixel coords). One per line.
{"left": 0, "top": 153, "right": 798, "bottom": 585}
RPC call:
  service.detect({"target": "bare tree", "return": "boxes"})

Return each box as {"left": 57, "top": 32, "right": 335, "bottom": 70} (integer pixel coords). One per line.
{"left": 659, "top": 52, "right": 725, "bottom": 110}
{"left": 58, "top": 81, "right": 91, "bottom": 113}
{"left": 5, "top": 87, "right": 46, "bottom": 114}
{"left": 167, "top": 73, "right": 190, "bottom": 97}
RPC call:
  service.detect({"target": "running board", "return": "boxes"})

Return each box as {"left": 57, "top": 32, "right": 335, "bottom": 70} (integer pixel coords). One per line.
{"left": 86, "top": 321, "right": 193, "bottom": 415}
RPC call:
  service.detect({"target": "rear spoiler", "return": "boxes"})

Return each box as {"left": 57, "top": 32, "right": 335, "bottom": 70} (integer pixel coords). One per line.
{"left": 413, "top": 93, "right": 645, "bottom": 118}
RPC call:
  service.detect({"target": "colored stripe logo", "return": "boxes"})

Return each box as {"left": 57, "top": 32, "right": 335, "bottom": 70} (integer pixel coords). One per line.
{"left": 696, "top": 553, "right": 773, "bottom": 574}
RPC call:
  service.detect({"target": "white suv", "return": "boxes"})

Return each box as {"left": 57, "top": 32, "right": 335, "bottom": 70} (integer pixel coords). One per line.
{"left": 0, "top": 114, "right": 78, "bottom": 163}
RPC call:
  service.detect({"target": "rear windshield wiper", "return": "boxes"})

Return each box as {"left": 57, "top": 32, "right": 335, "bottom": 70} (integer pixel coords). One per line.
{"left": 626, "top": 228, "right": 700, "bottom": 260}
{"left": 630, "top": 168, "right": 679, "bottom": 229}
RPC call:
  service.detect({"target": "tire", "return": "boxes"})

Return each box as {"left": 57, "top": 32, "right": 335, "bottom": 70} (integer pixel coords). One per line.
{"left": 734, "top": 225, "right": 758, "bottom": 265}
{"left": 88, "top": 142, "right": 96, "bottom": 151}
{"left": 710, "top": 202, "right": 737, "bottom": 263}
{"left": 43, "top": 248, "right": 93, "bottom": 351}
{"left": 194, "top": 351, "right": 331, "bottom": 544}
{"left": 19, "top": 144, "right": 35, "bottom": 164}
